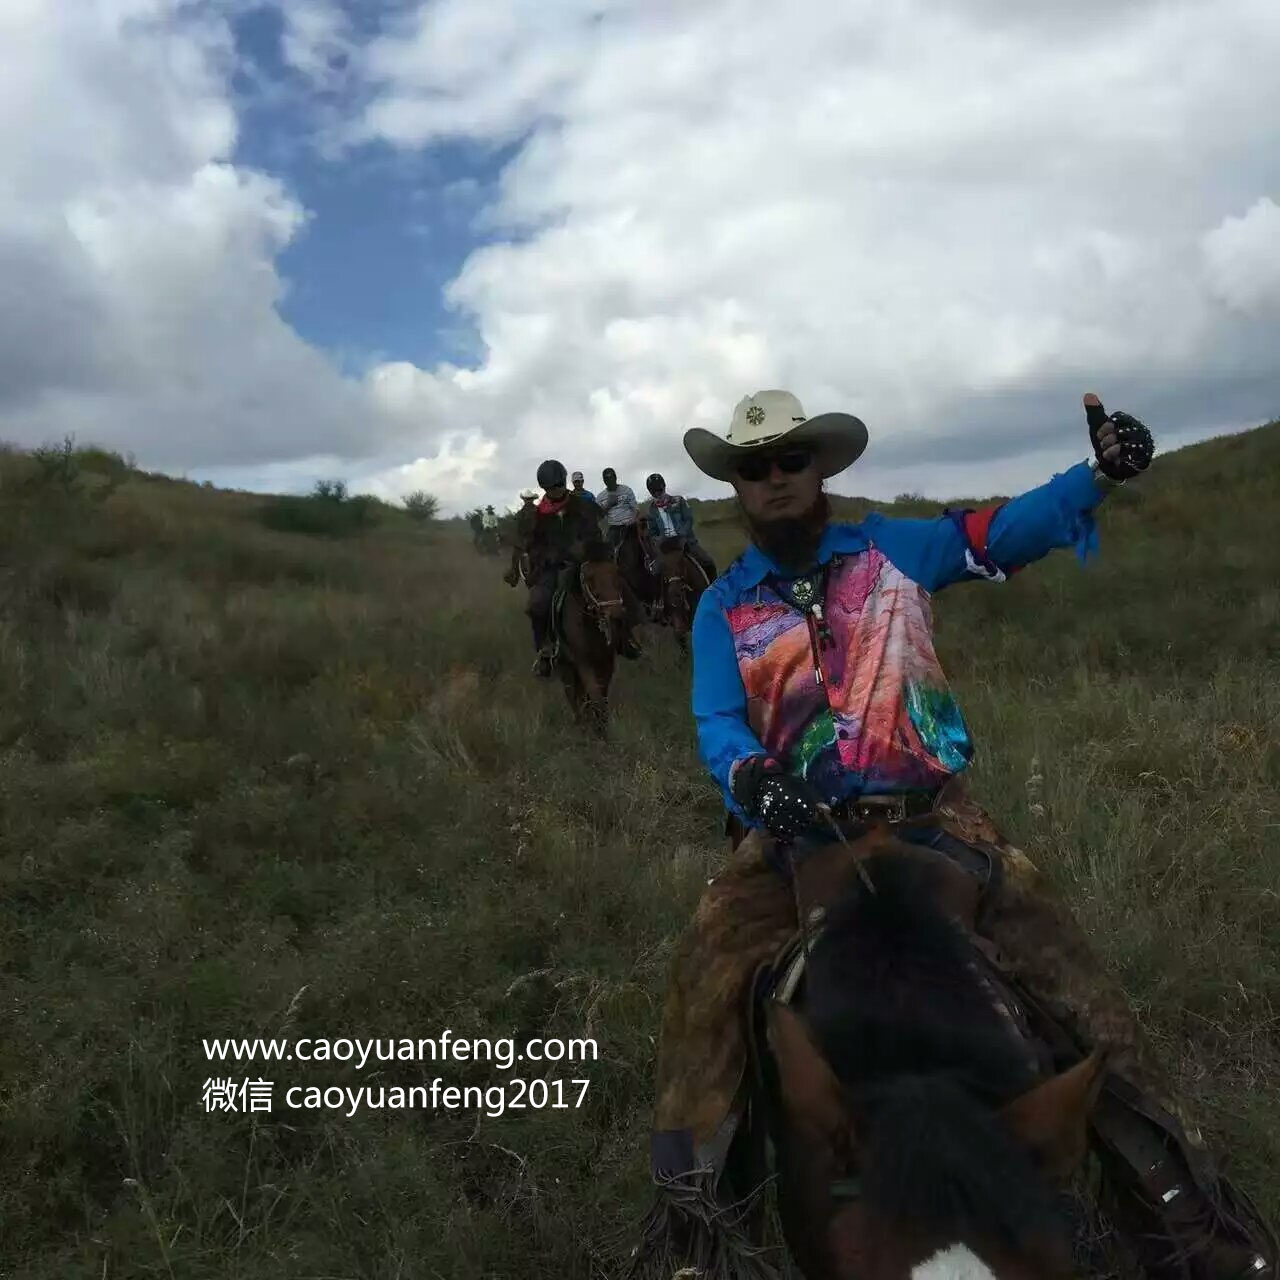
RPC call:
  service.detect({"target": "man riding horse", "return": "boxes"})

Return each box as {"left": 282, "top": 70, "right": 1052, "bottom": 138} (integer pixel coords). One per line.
{"left": 476, "top": 504, "right": 500, "bottom": 554}
{"left": 598, "top": 467, "right": 640, "bottom": 550}
{"left": 511, "top": 460, "right": 638, "bottom": 677}
{"left": 636, "top": 389, "right": 1274, "bottom": 1279}
{"left": 600, "top": 467, "right": 662, "bottom": 624}
{"left": 644, "top": 472, "right": 717, "bottom": 583}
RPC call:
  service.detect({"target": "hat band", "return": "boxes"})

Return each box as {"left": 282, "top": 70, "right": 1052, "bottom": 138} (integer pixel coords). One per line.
{"left": 727, "top": 429, "right": 791, "bottom": 448}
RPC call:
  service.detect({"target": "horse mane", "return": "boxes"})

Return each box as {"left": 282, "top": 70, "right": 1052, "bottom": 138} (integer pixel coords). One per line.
{"left": 857, "top": 1075, "right": 1066, "bottom": 1254}
{"left": 804, "top": 853, "right": 1066, "bottom": 1250}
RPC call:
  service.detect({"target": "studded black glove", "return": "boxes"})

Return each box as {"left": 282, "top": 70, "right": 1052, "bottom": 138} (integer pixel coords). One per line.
{"left": 1085, "top": 395, "right": 1155, "bottom": 481}
{"left": 731, "top": 757, "right": 823, "bottom": 840}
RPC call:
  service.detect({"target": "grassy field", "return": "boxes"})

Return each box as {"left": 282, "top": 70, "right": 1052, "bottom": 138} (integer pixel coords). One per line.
{"left": 2, "top": 425, "right": 1278, "bottom": 1278}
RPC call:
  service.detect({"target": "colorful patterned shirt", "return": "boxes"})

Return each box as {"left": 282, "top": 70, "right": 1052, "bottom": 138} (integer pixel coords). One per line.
{"left": 691, "top": 461, "right": 1105, "bottom": 824}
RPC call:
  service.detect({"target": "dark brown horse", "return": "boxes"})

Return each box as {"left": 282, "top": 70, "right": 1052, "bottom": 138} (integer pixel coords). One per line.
{"left": 656, "top": 535, "right": 711, "bottom": 650}
{"left": 552, "top": 551, "right": 628, "bottom": 736}
{"left": 613, "top": 522, "right": 664, "bottom": 623}
{"left": 760, "top": 844, "right": 1105, "bottom": 1280}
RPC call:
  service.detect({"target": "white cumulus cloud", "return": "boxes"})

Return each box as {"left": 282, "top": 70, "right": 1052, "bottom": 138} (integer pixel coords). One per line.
{"left": 1202, "top": 198, "right": 1280, "bottom": 314}
{"left": 348, "top": 0, "right": 1280, "bottom": 503}
{"left": 2, "top": 0, "right": 1278, "bottom": 516}
{"left": 0, "top": 1, "right": 486, "bottom": 504}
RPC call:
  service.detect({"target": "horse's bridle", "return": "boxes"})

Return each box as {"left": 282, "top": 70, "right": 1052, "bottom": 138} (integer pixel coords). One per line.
{"left": 664, "top": 570, "right": 693, "bottom": 620}
{"left": 579, "top": 563, "right": 623, "bottom": 638}
{"left": 662, "top": 547, "right": 709, "bottom": 623}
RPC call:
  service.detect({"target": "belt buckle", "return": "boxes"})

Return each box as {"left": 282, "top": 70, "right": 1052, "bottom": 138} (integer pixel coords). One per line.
{"left": 854, "top": 794, "right": 908, "bottom": 824}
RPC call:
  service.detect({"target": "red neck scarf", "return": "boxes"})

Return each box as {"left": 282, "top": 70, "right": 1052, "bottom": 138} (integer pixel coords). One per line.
{"left": 538, "top": 493, "right": 570, "bottom": 515}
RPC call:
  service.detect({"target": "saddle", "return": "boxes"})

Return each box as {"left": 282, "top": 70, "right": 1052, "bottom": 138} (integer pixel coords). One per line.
{"left": 548, "top": 561, "right": 609, "bottom": 657}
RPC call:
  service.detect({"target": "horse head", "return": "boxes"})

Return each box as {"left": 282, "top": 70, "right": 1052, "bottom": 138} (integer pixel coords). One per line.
{"left": 764, "top": 852, "right": 1106, "bottom": 1280}
{"left": 579, "top": 546, "right": 627, "bottom": 646}
{"left": 658, "top": 536, "right": 695, "bottom": 630}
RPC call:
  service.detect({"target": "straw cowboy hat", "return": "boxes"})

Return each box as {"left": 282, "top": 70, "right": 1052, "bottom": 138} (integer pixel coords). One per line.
{"left": 683, "top": 389, "right": 868, "bottom": 482}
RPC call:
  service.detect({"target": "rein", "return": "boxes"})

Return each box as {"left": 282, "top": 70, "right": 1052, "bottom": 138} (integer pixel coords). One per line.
{"left": 775, "top": 808, "right": 879, "bottom": 1209}
{"left": 661, "top": 548, "right": 710, "bottom": 623}
{"left": 578, "top": 563, "right": 623, "bottom": 638}
{"left": 664, "top": 572, "right": 693, "bottom": 620}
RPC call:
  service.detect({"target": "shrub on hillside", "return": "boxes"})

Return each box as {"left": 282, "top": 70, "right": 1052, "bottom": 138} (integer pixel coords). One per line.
{"left": 259, "top": 487, "right": 382, "bottom": 538}
{"left": 313, "top": 478, "right": 348, "bottom": 503}
{"left": 74, "top": 446, "right": 132, "bottom": 479}
{"left": 403, "top": 490, "right": 440, "bottom": 522}
{"left": 4, "top": 435, "right": 130, "bottom": 505}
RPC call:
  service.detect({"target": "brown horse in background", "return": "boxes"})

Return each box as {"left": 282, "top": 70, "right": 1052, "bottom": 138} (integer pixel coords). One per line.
{"left": 613, "top": 522, "right": 664, "bottom": 624}
{"left": 552, "top": 549, "right": 628, "bottom": 737}
{"left": 656, "top": 536, "right": 711, "bottom": 652}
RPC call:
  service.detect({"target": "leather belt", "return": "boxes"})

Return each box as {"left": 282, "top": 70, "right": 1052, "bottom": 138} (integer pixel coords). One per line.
{"left": 827, "top": 789, "right": 941, "bottom": 824}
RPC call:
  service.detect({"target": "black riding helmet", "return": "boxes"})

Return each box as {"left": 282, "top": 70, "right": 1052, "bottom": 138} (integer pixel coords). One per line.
{"left": 645, "top": 473, "right": 665, "bottom": 495}
{"left": 536, "top": 459, "right": 567, "bottom": 490}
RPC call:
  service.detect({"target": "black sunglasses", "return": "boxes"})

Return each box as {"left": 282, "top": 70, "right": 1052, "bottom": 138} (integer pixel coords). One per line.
{"left": 734, "top": 449, "right": 814, "bottom": 483}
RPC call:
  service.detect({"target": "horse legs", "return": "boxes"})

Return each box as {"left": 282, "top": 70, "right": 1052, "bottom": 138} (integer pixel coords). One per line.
{"left": 579, "top": 656, "right": 612, "bottom": 740}
{"left": 557, "top": 649, "right": 603, "bottom": 736}
{"left": 560, "top": 663, "right": 586, "bottom": 724}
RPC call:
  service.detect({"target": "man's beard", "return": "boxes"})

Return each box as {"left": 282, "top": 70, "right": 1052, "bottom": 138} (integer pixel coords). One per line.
{"left": 741, "top": 490, "right": 830, "bottom": 573}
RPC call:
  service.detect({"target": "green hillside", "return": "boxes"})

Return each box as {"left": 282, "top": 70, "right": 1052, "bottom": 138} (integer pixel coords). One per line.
{"left": 1, "top": 422, "right": 1277, "bottom": 1277}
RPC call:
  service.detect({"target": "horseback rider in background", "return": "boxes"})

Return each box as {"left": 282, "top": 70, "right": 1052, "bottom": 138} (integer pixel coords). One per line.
{"left": 600, "top": 466, "right": 663, "bottom": 627}
{"left": 644, "top": 472, "right": 717, "bottom": 583}
{"left": 512, "top": 460, "right": 638, "bottom": 676}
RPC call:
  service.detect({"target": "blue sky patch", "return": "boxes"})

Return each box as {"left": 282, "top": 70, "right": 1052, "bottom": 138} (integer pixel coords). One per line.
{"left": 228, "top": 2, "right": 504, "bottom": 376}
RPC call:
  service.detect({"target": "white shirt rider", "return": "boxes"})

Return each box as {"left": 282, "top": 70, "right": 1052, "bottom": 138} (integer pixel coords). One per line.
{"left": 598, "top": 471, "right": 638, "bottom": 527}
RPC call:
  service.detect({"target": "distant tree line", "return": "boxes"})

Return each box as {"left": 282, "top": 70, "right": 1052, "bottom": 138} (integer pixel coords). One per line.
{"left": 259, "top": 479, "right": 441, "bottom": 539}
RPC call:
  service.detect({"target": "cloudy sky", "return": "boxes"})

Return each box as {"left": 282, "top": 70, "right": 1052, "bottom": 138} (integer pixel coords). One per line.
{"left": 3, "top": 0, "right": 1278, "bottom": 513}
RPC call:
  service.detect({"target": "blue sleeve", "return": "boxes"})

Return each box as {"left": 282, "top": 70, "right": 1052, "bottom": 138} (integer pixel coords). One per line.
{"left": 862, "top": 461, "right": 1104, "bottom": 593}
{"left": 691, "top": 590, "right": 767, "bottom": 817}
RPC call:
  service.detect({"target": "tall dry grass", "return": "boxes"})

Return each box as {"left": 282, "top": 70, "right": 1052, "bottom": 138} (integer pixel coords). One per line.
{"left": 1, "top": 425, "right": 1277, "bottom": 1277}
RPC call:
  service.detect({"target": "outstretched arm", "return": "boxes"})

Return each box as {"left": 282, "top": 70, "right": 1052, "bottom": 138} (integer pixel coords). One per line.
{"left": 691, "top": 592, "right": 769, "bottom": 818}
{"left": 864, "top": 461, "right": 1106, "bottom": 591}
{"left": 862, "top": 394, "right": 1153, "bottom": 592}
